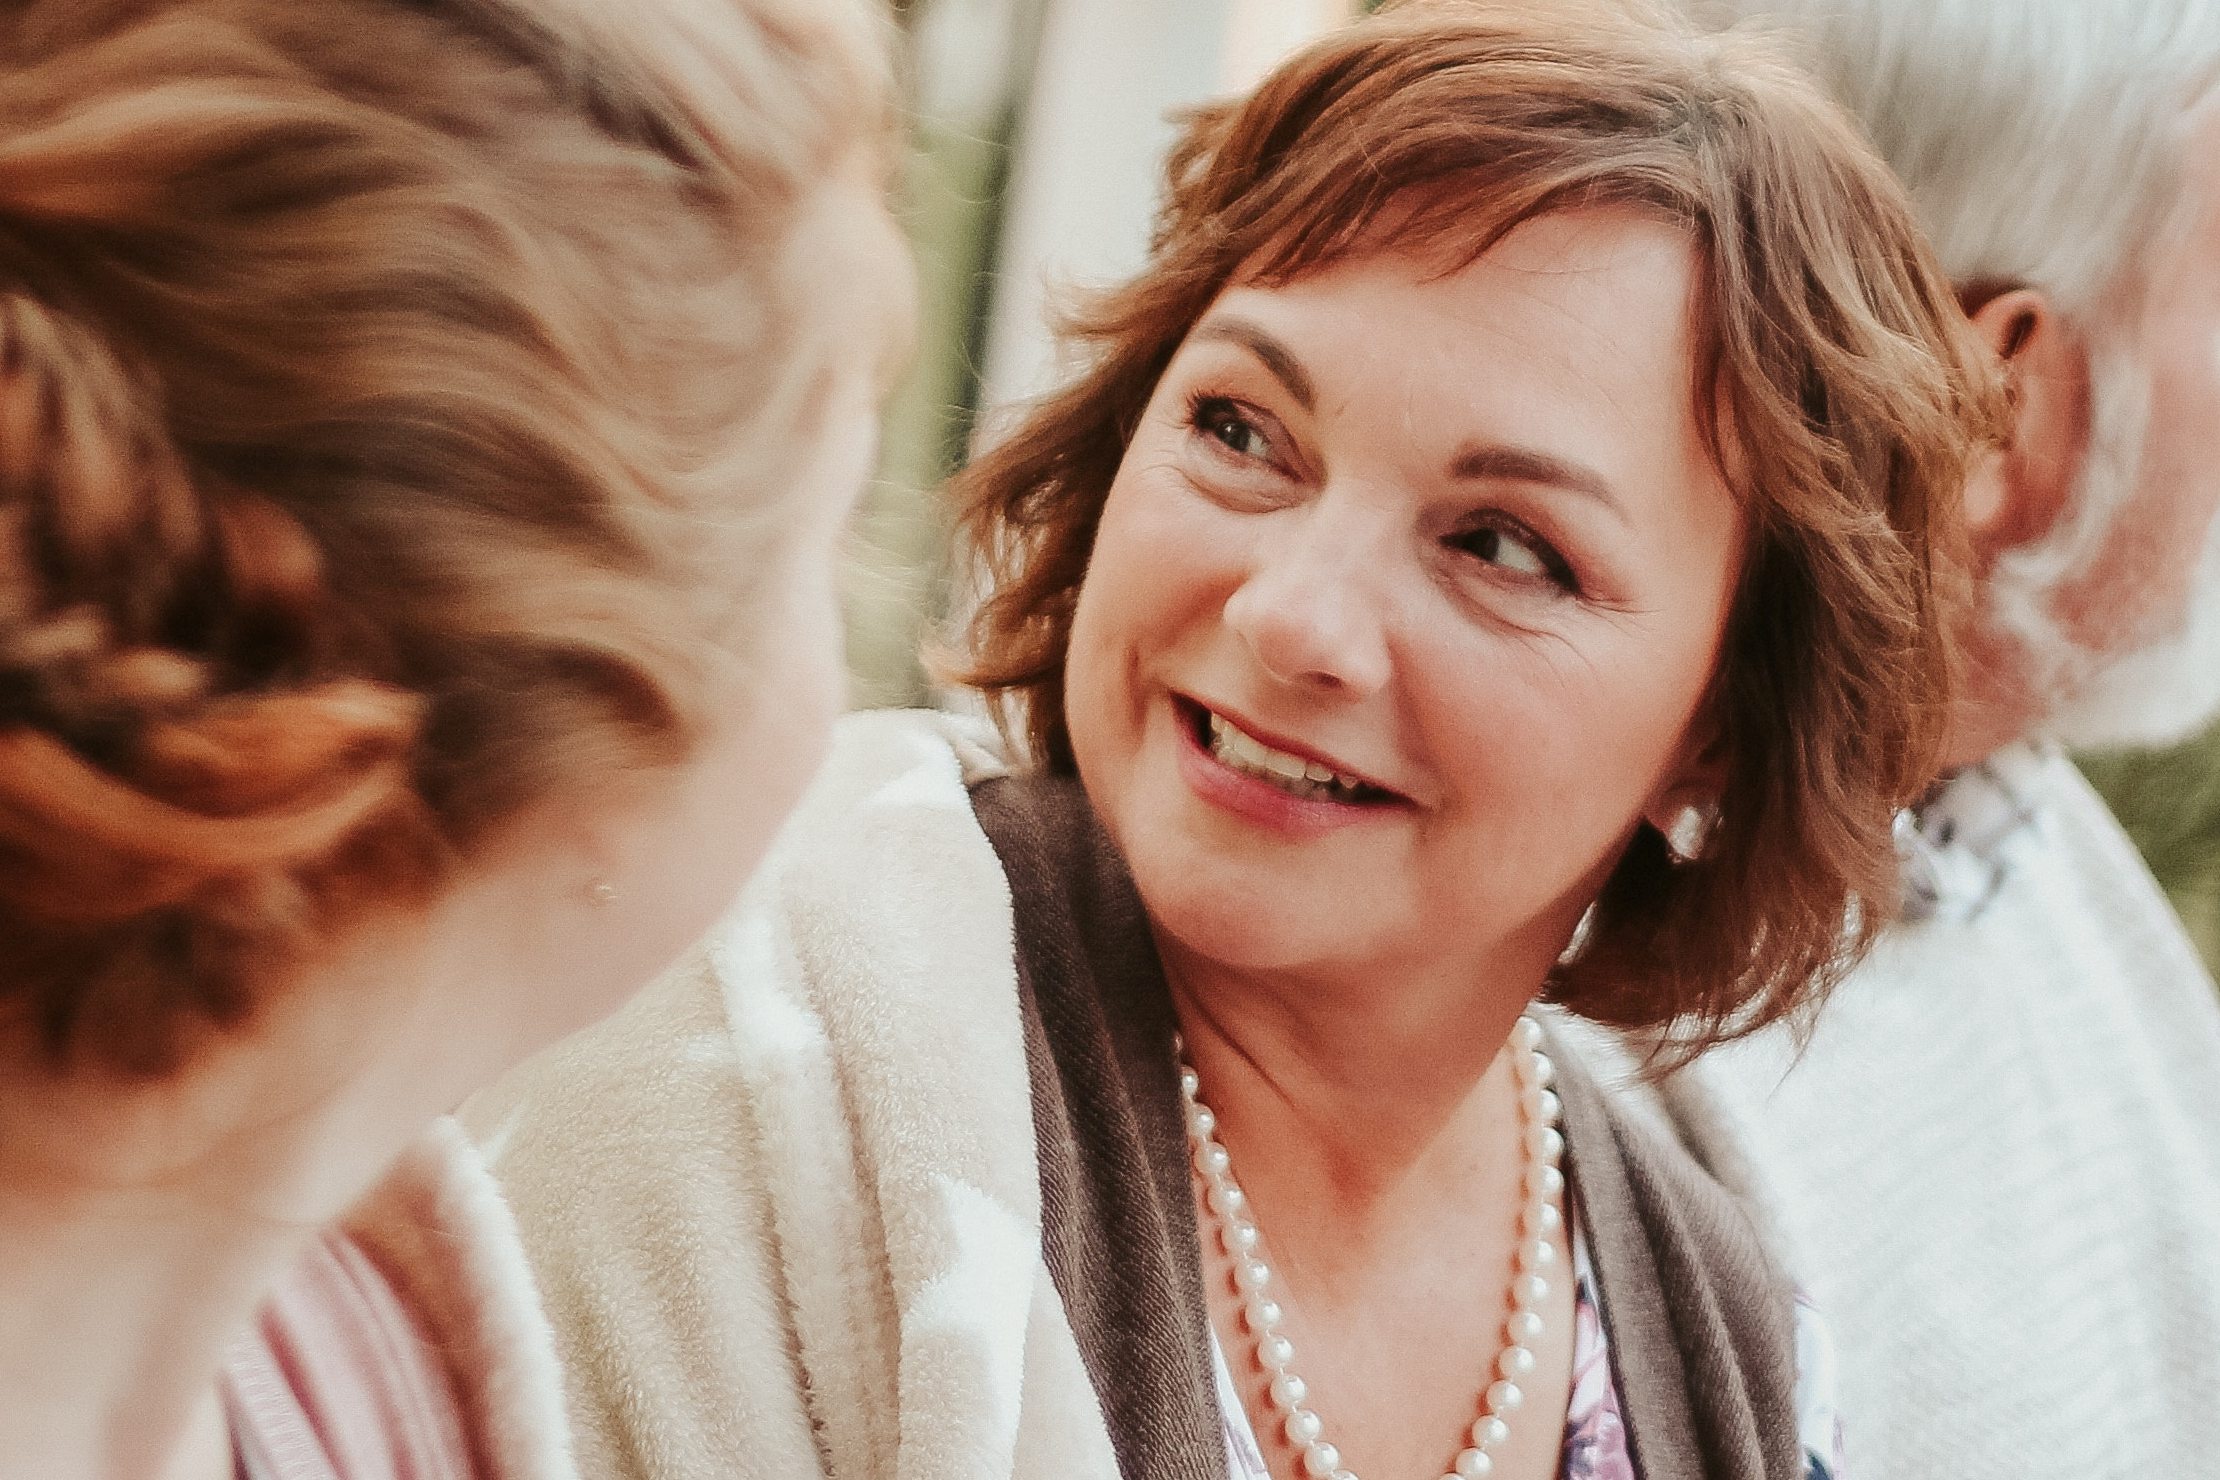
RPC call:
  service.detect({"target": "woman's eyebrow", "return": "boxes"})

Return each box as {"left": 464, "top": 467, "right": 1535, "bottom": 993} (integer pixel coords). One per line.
{"left": 1450, "top": 443, "right": 1628, "bottom": 522}
{"left": 1188, "top": 313, "right": 1627, "bottom": 521}
{"left": 1189, "top": 314, "right": 1315, "bottom": 412}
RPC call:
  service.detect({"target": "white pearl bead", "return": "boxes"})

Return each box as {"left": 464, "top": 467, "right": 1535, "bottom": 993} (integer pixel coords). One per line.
{"left": 1196, "top": 1144, "right": 1231, "bottom": 1178}
{"left": 1485, "top": 1379, "right": 1524, "bottom": 1414}
{"left": 1207, "top": 1182, "right": 1246, "bottom": 1218}
{"left": 1233, "top": 1256, "right": 1272, "bottom": 1293}
{"left": 1188, "top": 1104, "right": 1217, "bottom": 1137}
{"left": 1498, "top": 1345, "right": 1537, "bottom": 1380}
{"left": 1504, "top": 1312, "right": 1543, "bottom": 1347}
{"left": 1522, "top": 1201, "right": 1562, "bottom": 1238}
{"left": 1243, "top": 1298, "right": 1283, "bottom": 1333}
{"left": 1528, "top": 1124, "right": 1565, "bottom": 1164}
{"left": 1269, "top": 1371, "right": 1307, "bottom": 1410}
{"left": 1221, "top": 1220, "right": 1259, "bottom": 1256}
{"left": 1260, "top": 1333, "right": 1296, "bottom": 1370}
{"left": 1511, "top": 1016, "right": 1543, "bottom": 1051}
{"left": 1530, "top": 1052, "right": 1555, "bottom": 1087}
{"left": 1471, "top": 1415, "right": 1511, "bottom": 1449}
{"left": 1525, "top": 1163, "right": 1565, "bottom": 1200}
{"left": 1511, "top": 1272, "right": 1549, "bottom": 1309}
{"left": 1303, "top": 1440, "right": 1341, "bottom": 1477}
{"left": 1179, "top": 1068, "right": 1200, "bottom": 1097}
{"left": 1284, "top": 1408, "right": 1323, "bottom": 1446}
{"left": 1524, "top": 1087, "right": 1562, "bottom": 1123}
{"left": 1455, "top": 1448, "right": 1495, "bottom": 1479}
{"left": 1516, "top": 1236, "right": 1556, "bottom": 1272}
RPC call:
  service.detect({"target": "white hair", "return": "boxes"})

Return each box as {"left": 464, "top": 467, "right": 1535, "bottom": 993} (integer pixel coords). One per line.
{"left": 1691, "top": 0, "right": 2220, "bottom": 313}
{"left": 1692, "top": 0, "right": 2220, "bottom": 746}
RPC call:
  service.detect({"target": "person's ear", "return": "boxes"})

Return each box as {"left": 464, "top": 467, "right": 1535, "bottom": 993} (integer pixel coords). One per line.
{"left": 1642, "top": 723, "right": 1729, "bottom": 863}
{"left": 1960, "top": 286, "right": 2091, "bottom": 568}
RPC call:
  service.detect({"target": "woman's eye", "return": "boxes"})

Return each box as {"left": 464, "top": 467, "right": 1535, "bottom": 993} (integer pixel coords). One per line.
{"left": 1189, "top": 395, "right": 1273, "bottom": 463}
{"left": 1455, "top": 521, "right": 1573, "bottom": 589}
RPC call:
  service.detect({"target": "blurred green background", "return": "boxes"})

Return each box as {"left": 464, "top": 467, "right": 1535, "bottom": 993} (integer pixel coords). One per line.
{"left": 2081, "top": 741, "right": 2220, "bottom": 964}
{"left": 864, "top": 0, "right": 2220, "bottom": 972}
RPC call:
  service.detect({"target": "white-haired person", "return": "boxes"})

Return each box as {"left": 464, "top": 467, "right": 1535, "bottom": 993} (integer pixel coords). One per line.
{"left": 1663, "top": 1, "right": 2220, "bottom": 1474}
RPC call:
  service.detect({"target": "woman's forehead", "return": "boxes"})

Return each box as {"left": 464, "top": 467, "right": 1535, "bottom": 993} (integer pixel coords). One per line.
{"left": 1195, "top": 213, "right": 1710, "bottom": 452}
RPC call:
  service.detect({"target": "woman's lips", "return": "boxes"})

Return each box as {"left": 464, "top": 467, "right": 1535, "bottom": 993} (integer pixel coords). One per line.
{"left": 1171, "top": 697, "right": 1407, "bottom": 834}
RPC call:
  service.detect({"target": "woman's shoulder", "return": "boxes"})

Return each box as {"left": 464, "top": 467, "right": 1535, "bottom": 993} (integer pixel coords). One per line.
{"left": 1544, "top": 1011, "right": 1783, "bottom": 1231}
{"left": 802, "top": 705, "right": 1014, "bottom": 819}
{"left": 727, "top": 705, "right": 1038, "bottom": 1042}
{"left": 762, "top": 705, "right": 1017, "bottom": 922}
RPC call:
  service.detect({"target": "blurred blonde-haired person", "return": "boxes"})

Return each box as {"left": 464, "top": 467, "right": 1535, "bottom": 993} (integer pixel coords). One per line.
{"left": 0, "top": 1, "right": 909, "bottom": 1477}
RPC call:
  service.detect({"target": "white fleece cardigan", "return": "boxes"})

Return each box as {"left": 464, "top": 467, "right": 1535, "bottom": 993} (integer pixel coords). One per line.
{"left": 465, "top": 709, "right": 1122, "bottom": 1480}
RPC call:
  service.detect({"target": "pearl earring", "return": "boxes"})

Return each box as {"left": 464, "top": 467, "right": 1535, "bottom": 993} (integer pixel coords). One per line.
{"left": 1662, "top": 800, "right": 1719, "bottom": 865}
{"left": 1556, "top": 901, "right": 1597, "bottom": 966}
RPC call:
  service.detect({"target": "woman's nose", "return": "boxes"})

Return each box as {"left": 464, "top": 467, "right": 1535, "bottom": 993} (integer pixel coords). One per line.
{"left": 1222, "top": 509, "right": 1393, "bottom": 697}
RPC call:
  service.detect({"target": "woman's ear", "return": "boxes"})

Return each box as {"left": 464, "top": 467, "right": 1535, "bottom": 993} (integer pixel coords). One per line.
{"left": 1641, "top": 725, "right": 1729, "bottom": 861}
{"left": 1960, "top": 287, "right": 2091, "bottom": 568}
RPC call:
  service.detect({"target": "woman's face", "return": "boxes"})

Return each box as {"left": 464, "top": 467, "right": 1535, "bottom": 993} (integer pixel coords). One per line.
{"left": 1063, "top": 206, "right": 1742, "bottom": 995}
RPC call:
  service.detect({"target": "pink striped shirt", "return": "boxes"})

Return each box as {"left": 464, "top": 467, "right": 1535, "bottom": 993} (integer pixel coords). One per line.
{"left": 222, "top": 1228, "right": 478, "bottom": 1480}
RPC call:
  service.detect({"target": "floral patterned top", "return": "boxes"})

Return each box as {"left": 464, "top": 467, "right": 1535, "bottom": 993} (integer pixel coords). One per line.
{"left": 1210, "top": 1226, "right": 1845, "bottom": 1480}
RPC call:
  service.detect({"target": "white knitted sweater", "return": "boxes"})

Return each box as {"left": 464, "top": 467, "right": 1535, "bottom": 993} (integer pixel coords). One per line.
{"left": 1671, "top": 746, "right": 2220, "bottom": 1479}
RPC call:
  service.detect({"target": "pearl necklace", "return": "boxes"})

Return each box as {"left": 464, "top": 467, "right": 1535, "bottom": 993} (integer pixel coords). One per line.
{"left": 1178, "top": 1015, "right": 1566, "bottom": 1480}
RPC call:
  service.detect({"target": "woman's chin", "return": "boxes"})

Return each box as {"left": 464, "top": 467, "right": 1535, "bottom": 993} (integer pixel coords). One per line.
{"left": 1123, "top": 853, "right": 1361, "bottom": 984}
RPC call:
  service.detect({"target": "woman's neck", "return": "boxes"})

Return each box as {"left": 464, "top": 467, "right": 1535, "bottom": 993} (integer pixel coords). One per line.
{"left": 0, "top": 793, "right": 626, "bottom": 1480}
{"left": 0, "top": 910, "right": 481, "bottom": 1480}
{"left": 1169, "top": 944, "right": 1581, "bottom": 1480}
{"left": 1159, "top": 936, "right": 1543, "bottom": 1224}
{"left": 0, "top": 1174, "right": 309, "bottom": 1480}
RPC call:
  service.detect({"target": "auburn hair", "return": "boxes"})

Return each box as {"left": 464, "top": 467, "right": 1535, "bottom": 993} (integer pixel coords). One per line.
{"left": 0, "top": 0, "right": 895, "bottom": 1075}
{"left": 951, "top": 0, "right": 2006, "bottom": 1049}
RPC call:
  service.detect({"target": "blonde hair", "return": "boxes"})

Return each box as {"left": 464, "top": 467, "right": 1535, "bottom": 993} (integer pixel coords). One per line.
{"left": 0, "top": 0, "right": 895, "bottom": 1074}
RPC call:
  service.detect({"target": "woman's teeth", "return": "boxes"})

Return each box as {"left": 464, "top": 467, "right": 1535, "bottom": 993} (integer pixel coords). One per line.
{"left": 1206, "top": 712, "right": 1371, "bottom": 802}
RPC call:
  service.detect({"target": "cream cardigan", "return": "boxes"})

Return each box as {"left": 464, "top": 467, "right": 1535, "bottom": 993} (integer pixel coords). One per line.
{"left": 466, "top": 709, "right": 1120, "bottom": 1480}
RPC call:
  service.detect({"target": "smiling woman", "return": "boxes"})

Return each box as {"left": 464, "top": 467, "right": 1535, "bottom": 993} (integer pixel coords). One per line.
{"left": 957, "top": 7, "right": 2001, "bottom": 1046}
{"left": 476, "top": 4, "right": 2003, "bottom": 1480}
{"left": 1062, "top": 215, "right": 1749, "bottom": 1052}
